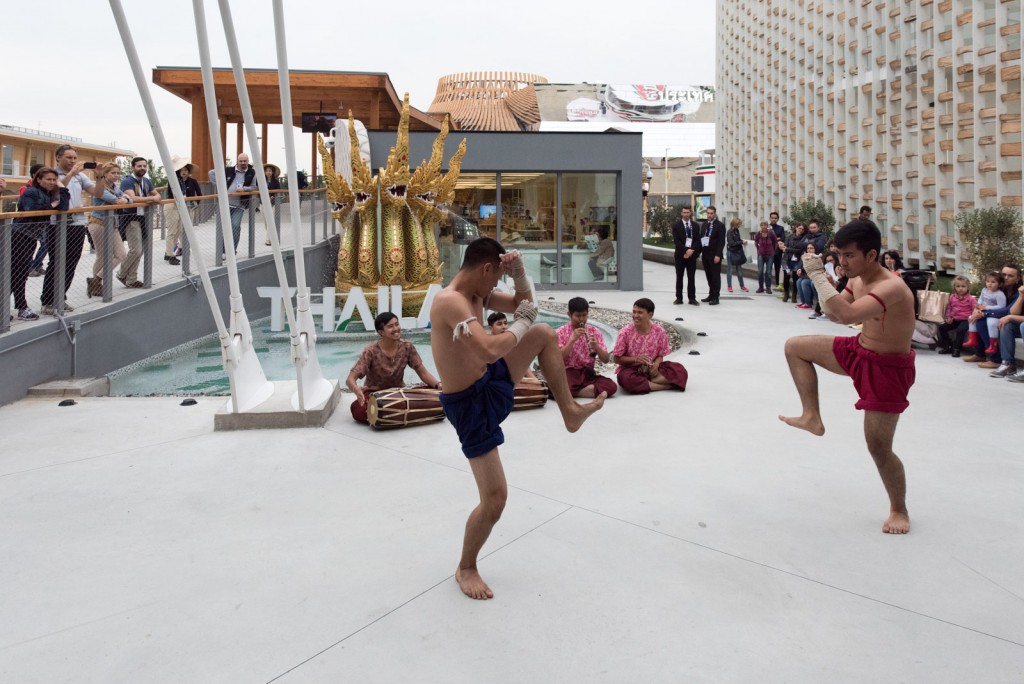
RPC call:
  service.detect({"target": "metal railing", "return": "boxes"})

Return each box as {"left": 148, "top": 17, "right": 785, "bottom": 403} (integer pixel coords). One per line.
{"left": 0, "top": 186, "right": 332, "bottom": 336}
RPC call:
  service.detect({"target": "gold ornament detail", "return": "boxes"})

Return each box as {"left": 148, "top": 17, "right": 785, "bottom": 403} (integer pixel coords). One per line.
{"left": 321, "top": 95, "right": 467, "bottom": 321}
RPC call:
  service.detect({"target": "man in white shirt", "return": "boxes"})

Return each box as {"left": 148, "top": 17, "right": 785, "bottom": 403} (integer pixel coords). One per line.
{"left": 41, "top": 144, "right": 105, "bottom": 315}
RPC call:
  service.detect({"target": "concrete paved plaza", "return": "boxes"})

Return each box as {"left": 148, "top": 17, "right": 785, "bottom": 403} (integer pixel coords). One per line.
{"left": 1, "top": 261, "right": 1021, "bottom": 682}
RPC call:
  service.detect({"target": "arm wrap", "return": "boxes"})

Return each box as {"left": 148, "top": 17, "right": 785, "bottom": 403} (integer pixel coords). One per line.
{"left": 803, "top": 254, "right": 841, "bottom": 309}
{"left": 506, "top": 317, "right": 532, "bottom": 344}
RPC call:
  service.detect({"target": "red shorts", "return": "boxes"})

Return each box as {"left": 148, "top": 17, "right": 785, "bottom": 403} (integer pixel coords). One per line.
{"left": 832, "top": 334, "right": 916, "bottom": 414}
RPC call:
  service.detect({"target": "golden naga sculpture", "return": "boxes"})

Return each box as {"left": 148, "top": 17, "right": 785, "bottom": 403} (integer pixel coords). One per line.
{"left": 322, "top": 94, "right": 468, "bottom": 317}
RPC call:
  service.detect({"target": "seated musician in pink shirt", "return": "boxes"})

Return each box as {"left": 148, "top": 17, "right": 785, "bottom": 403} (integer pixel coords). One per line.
{"left": 555, "top": 297, "right": 617, "bottom": 398}
{"left": 611, "top": 298, "right": 688, "bottom": 394}
{"left": 345, "top": 311, "right": 441, "bottom": 423}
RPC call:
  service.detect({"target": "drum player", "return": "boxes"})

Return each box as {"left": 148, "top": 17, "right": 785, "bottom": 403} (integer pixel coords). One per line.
{"left": 345, "top": 311, "right": 442, "bottom": 424}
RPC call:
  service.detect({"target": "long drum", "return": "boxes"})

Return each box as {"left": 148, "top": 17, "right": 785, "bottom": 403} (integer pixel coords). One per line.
{"left": 367, "top": 387, "right": 445, "bottom": 429}
{"left": 513, "top": 378, "right": 549, "bottom": 411}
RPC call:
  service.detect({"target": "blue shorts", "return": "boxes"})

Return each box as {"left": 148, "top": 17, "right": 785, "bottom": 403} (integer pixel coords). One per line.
{"left": 440, "top": 359, "right": 516, "bottom": 458}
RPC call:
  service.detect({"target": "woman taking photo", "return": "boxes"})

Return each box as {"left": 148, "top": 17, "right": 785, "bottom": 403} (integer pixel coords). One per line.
{"left": 86, "top": 162, "right": 131, "bottom": 298}
{"left": 12, "top": 167, "right": 69, "bottom": 320}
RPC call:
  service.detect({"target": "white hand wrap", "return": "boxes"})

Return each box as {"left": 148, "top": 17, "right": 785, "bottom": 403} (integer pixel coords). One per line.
{"left": 506, "top": 299, "right": 537, "bottom": 344}
{"left": 802, "top": 253, "right": 841, "bottom": 308}
{"left": 505, "top": 250, "right": 531, "bottom": 293}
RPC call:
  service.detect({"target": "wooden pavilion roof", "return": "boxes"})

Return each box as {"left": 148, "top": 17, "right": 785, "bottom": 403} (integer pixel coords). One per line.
{"left": 153, "top": 67, "right": 444, "bottom": 176}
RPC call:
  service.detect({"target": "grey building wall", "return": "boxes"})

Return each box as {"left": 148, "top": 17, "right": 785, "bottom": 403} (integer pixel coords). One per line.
{"left": 0, "top": 246, "right": 333, "bottom": 406}
{"left": 367, "top": 131, "right": 643, "bottom": 291}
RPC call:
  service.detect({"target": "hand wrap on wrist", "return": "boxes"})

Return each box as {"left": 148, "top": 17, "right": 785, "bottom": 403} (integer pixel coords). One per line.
{"left": 506, "top": 299, "right": 538, "bottom": 344}
{"left": 505, "top": 250, "right": 531, "bottom": 293}
{"left": 802, "top": 253, "right": 841, "bottom": 308}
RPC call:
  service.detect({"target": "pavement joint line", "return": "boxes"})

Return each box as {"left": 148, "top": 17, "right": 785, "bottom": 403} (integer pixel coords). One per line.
{"left": 265, "top": 506, "right": 574, "bottom": 683}
{"left": 0, "top": 601, "right": 160, "bottom": 653}
{"left": 564, "top": 503, "right": 1024, "bottom": 649}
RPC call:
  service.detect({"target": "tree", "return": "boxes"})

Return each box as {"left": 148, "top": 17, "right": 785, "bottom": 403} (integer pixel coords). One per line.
{"left": 645, "top": 205, "right": 677, "bottom": 240}
{"left": 955, "top": 206, "right": 1024, "bottom": 281}
{"left": 116, "top": 156, "right": 167, "bottom": 189}
{"left": 782, "top": 198, "right": 836, "bottom": 239}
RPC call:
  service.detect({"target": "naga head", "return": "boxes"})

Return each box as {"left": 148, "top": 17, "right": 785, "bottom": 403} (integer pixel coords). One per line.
{"left": 347, "top": 112, "right": 377, "bottom": 214}
{"left": 317, "top": 134, "right": 354, "bottom": 221}
{"left": 432, "top": 137, "right": 467, "bottom": 220}
{"left": 408, "top": 115, "right": 449, "bottom": 215}
{"left": 379, "top": 93, "right": 412, "bottom": 207}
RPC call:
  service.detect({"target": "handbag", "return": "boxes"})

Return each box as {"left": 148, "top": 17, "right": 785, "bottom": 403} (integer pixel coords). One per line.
{"left": 728, "top": 246, "right": 747, "bottom": 266}
{"left": 916, "top": 279, "right": 948, "bottom": 324}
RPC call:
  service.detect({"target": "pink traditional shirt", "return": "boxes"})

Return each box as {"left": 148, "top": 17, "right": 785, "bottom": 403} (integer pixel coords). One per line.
{"left": 556, "top": 323, "right": 608, "bottom": 370}
{"left": 349, "top": 339, "right": 424, "bottom": 392}
{"left": 612, "top": 323, "right": 670, "bottom": 362}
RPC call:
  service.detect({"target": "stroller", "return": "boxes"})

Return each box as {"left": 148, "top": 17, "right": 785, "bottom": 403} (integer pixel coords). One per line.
{"left": 901, "top": 270, "right": 938, "bottom": 349}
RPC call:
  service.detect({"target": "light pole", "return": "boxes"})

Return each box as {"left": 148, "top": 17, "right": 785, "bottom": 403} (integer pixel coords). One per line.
{"left": 664, "top": 147, "right": 671, "bottom": 202}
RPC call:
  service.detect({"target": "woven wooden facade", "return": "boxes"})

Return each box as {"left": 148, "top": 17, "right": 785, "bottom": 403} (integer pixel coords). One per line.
{"left": 428, "top": 72, "right": 547, "bottom": 131}
{"left": 716, "top": 0, "right": 1023, "bottom": 271}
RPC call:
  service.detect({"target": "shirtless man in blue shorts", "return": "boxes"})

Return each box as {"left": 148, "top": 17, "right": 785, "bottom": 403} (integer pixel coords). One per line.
{"left": 430, "top": 237, "right": 606, "bottom": 599}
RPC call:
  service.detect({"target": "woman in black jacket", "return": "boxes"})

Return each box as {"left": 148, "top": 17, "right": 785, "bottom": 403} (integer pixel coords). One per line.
{"left": 13, "top": 169, "right": 69, "bottom": 321}
{"left": 12, "top": 167, "right": 69, "bottom": 320}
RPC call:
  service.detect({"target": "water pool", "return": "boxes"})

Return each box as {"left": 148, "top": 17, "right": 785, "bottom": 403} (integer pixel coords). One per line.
{"left": 107, "top": 312, "right": 616, "bottom": 397}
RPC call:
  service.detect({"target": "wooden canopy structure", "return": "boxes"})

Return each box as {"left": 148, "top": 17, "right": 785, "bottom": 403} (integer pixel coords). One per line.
{"left": 153, "top": 67, "right": 444, "bottom": 177}
{"left": 428, "top": 72, "right": 547, "bottom": 132}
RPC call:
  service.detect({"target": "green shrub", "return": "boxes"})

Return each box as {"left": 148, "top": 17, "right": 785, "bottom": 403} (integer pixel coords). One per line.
{"left": 954, "top": 207, "right": 1024, "bottom": 282}
{"left": 646, "top": 205, "right": 678, "bottom": 239}
{"left": 783, "top": 198, "right": 836, "bottom": 239}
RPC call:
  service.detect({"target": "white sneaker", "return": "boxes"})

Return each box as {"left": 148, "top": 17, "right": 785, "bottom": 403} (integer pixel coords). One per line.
{"left": 1007, "top": 370, "right": 1024, "bottom": 383}
{"left": 989, "top": 363, "right": 1016, "bottom": 378}
{"left": 17, "top": 307, "right": 39, "bottom": 320}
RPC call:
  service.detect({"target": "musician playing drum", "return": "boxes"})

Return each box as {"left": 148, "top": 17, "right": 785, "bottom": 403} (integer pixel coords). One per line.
{"left": 345, "top": 311, "right": 442, "bottom": 424}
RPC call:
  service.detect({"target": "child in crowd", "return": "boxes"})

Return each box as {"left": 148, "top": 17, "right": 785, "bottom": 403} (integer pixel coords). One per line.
{"left": 937, "top": 275, "right": 977, "bottom": 357}
{"left": 487, "top": 312, "right": 537, "bottom": 379}
{"left": 965, "top": 272, "right": 1006, "bottom": 355}
{"left": 794, "top": 243, "right": 819, "bottom": 310}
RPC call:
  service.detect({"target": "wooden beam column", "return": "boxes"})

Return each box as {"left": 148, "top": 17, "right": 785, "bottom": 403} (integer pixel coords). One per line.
{"left": 261, "top": 123, "right": 269, "bottom": 163}
{"left": 190, "top": 94, "right": 212, "bottom": 177}
{"left": 219, "top": 117, "right": 228, "bottom": 163}
{"left": 236, "top": 123, "right": 244, "bottom": 158}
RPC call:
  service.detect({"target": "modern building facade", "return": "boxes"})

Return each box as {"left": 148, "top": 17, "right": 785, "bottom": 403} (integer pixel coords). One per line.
{"left": 716, "top": 0, "right": 1023, "bottom": 271}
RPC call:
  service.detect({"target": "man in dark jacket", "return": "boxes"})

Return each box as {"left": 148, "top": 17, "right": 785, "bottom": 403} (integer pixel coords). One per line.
{"left": 769, "top": 211, "right": 785, "bottom": 288}
{"left": 671, "top": 206, "right": 702, "bottom": 305}
{"left": 209, "top": 153, "right": 257, "bottom": 254}
{"left": 700, "top": 205, "right": 726, "bottom": 305}
{"left": 806, "top": 221, "right": 827, "bottom": 255}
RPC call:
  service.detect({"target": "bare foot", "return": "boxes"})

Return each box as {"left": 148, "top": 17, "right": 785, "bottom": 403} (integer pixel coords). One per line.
{"left": 564, "top": 391, "right": 606, "bottom": 433}
{"left": 456, "top": 567, "right": 494, "bottom": 600}
{"left": 778, "top": 413, "right": 825, "bottom": 436}
{"left": 883, "top": 510, "right": 910, "bottom": 534}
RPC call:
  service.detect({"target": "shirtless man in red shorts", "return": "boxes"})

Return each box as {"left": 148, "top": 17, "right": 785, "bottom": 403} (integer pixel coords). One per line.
{"left": 779, "top": 219, "right": 915, "bottom": 534}
{"left": 430, "top": 237, "right": 605, "bottom": 599}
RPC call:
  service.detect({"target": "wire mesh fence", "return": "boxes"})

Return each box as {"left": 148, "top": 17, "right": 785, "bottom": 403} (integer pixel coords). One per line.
{"left": 1, "top": 184, "right": 335, "bottom": 334}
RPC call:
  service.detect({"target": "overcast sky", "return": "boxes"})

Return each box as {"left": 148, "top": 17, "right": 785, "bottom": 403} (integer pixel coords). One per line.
{"left": 7, "top": 1, "right": 716, "bottom": 170}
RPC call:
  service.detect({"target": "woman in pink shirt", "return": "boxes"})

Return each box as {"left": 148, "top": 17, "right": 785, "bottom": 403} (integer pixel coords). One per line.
{"left": 611, "top": 298, "right": 688, "bottom": 394}
{"left": 937, "top": 275, "right": 978, "bottom": 357}
{"left": 346, "top": 312, "right": 441, "bottom": 423}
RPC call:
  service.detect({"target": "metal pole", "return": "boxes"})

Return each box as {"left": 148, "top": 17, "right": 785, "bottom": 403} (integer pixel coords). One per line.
{"left": 102, "top": 213, "right": 114, "bottom": 302}
{"left": 143, "top": 205, "right": 153, "bottom": 287}
{"left": 54, "top": 213, "right": 67, "bottom": 313}
{"left": 0, "top": 218, "right": 11, "bottom": 333}
{"left": 663, "top": 145, "right": 671, "bottom": 196}
{"left": 108, "top": 0, "right": 233, "bottom": 345}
